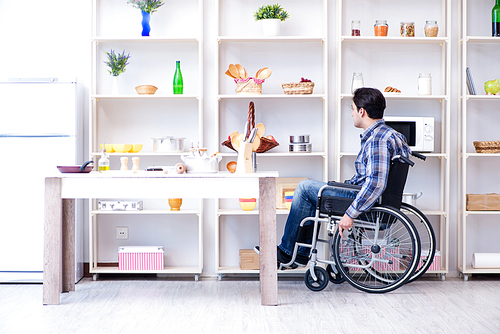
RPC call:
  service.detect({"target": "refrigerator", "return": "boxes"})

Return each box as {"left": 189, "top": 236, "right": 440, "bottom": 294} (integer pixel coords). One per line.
{"left": 0, "top": 79, "right": 84, "bottom": 283}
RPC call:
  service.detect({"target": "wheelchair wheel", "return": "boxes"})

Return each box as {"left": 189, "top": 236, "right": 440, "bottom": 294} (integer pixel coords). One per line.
{"left": 304, "top": 266, "right": 329, "bottom": 292}
{"left": 332, "top": 207, "right": 420, "bottom": 293}
{"left": 400, "top": 203, "right": 436, "bottom": 283}
{"left": 326, "top": 264, "right": 346, "bottom": 284}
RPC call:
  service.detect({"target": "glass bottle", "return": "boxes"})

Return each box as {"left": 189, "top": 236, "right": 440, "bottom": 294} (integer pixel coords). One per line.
{"left": 351, "top": 20, "right": 361, "bottom": 36}
{"left": 493, "top": 0, "right": 500, "bottom": 37}
{"left": 351, "top": 73, "right": 364, "bottom": 94}
{"left": 98, "top": 146, "right": 110, "bottom": 172}
{"left": 173, "top": 60, "right": 183, "bottom": 94}
{"left": 418, "top": 73, "right": 432, "bottom": 95}
{"left": 424, "top": 21, "right": 439, "bottom": 37}
{"left": 374, "top": 20, "right": 388, "bottom": 36}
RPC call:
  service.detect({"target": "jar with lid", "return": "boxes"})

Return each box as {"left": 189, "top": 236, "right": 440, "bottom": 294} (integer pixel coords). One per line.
{"left": 351, "top": 73, "right": 364, "bottom": 94}
{"left": 351, "top": 20, "right": 361, "bottom": 36}
{"left": 374, "top": 20, "right": 388, "bottom": 36}
{"left": 424, "top": 21, "right": 438, "bottom": 37}
{"left": 418, "top": 73, "right": 432, "bottom": 95}
{"left": 400, "top": 22, "right": 415, "bottom": 37}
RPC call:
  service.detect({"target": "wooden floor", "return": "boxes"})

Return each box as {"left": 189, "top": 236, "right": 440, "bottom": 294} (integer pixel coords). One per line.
{"left": 1, "top": 275, "right": 499, "bottom": 334}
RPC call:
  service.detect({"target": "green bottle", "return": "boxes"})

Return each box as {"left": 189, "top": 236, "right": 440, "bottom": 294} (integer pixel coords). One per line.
{"left": 173, "top": 61, "right": 183, "bottom": 94}
{"left": 493, "top": 0, "right": 500, "bottom": 37}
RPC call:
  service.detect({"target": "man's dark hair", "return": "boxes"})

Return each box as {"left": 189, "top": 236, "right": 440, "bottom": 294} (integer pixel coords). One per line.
{"left": 352, "top": 87, "right": 386, "bottom": 120}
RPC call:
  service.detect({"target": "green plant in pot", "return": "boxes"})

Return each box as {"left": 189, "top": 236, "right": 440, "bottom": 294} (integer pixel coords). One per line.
{"left": 254, "top": 4, "right": 289, "bottom": 36}
{"left": 104, "top": 50, "right": 131, "bottom": 95}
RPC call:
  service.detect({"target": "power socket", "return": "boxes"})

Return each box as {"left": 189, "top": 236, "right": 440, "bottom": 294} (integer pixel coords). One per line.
{"left": 116, "top": 226, "right": 129, "bottom": 240}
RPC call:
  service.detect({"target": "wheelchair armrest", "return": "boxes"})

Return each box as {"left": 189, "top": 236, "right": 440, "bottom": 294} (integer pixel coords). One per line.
{"left": 326, "top": 181, "right": 362, "bottom": 191}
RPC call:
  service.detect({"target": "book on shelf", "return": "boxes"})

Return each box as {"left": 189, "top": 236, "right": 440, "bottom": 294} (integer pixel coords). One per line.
{"left": 466, "top": 67, "right": 476, "bottom": 95}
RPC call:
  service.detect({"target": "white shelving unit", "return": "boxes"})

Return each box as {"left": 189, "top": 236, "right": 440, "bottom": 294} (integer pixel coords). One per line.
{"left": 214, "top": 0, "right": 329, "bottom": 277}
{"left": 458, "top": 0, "right": 500, "bottom": 280}
{"left": 88, "top": 0, "right": 204, "bottom": 280}
{"left": 335, "top": 0, "right": 451, "bottom": 279}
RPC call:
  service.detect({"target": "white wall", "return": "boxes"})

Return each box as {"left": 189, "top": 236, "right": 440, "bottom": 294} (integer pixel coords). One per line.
{"left": 0, "top": 0, "right": 464, "bottom": 277}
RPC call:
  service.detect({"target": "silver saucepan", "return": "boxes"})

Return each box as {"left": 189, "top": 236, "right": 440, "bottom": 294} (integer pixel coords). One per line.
{"left": 402, "top": 192, "right": 423, "bottom": 206}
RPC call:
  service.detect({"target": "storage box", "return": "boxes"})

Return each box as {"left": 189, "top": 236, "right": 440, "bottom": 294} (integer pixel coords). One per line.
{"left": 420, "top": 250, "right": 440, "bottom": 272}
{"left": 340, "top": 240, "right": 400, "bottom": 272}
{"left": 466, "top": 194, "right": 500, "bottom": 211}
{"left": 98, "top": 201, "right": 143, "bottom": 211}
{"left": 239, "top": 249, "right": 259, "bottom": 270}
{"left": 118, "top": 246, "right": 164, "bottom": 270}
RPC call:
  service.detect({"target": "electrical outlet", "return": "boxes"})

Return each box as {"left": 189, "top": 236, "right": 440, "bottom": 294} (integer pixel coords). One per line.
{"left": 116, "top": 227, "right": 129, "bottom": 240}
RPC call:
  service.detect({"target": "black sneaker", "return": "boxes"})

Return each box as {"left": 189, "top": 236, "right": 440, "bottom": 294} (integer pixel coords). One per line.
{"left": 253, "top": 246, "right": 307, "bottom": 269}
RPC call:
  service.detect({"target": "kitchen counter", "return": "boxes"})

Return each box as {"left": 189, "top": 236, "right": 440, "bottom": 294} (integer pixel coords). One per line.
{"left": 44, "top": 171, "right": 278, "bottom": 306}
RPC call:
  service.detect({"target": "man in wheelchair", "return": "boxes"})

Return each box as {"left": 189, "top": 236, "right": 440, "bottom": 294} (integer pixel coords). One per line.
{"left": 257, "top": 87, "right": 411, "bottom": 269}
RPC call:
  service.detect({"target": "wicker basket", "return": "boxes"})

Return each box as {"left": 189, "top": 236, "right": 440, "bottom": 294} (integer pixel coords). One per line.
{"left": 135, "top": 85, "right": 158, "bottom": 95}
{"left": 222, "top": 102, "right": 279, "bottom": 153}
{"left": 236, "top": 78, "right": 262, "bottom": 95}
{"left": 282, "top": 82, "right": 315, "bottom": 95}
{"left": 473, "top": 141, "right": 500, "bottom": 153}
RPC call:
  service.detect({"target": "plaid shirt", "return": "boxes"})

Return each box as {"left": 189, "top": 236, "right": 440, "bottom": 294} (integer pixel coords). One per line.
{"left": 345, "top": 119, "right": 410, "bottom": 218}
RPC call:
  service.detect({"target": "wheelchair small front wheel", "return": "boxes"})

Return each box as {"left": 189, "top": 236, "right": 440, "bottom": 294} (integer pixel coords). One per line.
{"left": 304, "top": 267, "right": 329, "bottom": 292}
{"left": 326, "top": 264, "right": 346, "bottom": 284}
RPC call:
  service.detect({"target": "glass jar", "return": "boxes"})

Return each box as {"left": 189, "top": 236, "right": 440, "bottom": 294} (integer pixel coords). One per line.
{"left": 374, "top": 20, "right": 388, "bottom": 36}
{"left": 424, "top": 21, "right": 439, "bottom": 37}
{"left": 400, "top": 22, "right": 415, "bottom": 37}
{"left": 418, "top": 73, "right": 432, "bottom": 95}
{"left": 351, "top": 20, "right": 361, "bottom": 36}
{"left": 351, "top": 73, "right": 364, "bottom": 94}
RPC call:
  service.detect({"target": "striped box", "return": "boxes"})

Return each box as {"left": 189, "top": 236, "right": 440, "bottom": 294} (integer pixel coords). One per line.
{"left": 118, "top": 246, "right": 164, "bottom": 270}
{"left": 420, "top": 249, "right": 440, "bottom": 272}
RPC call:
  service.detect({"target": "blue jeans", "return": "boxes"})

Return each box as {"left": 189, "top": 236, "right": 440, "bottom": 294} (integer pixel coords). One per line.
{"left": 279, "top": 179, "right": 357, "bottom": 258}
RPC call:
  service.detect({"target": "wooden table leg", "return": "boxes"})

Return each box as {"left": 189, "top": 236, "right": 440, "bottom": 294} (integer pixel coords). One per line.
{"left": 43, "top": 178, "right": 63, "bottom": 305}
{"left": 259, "top": 177, "right": 278, "bottom": 306}
{"left": 62, "top": 199, "right": 75, "bottom": 292}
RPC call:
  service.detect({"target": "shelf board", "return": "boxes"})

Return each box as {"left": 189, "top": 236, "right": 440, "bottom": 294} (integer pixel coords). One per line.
{"left": 218, "top": 152, "right": 326, "bottom": 158}
{"left": 90, "top": 266, "right": 201, "bottom": 274}
{"left": 465, "top": 153, "right": 500, "bottom": 157}
{"left": 464, "top": 36, "right": 500, "bottom": 44}
{"left": 341, "top": 93, "right": 447, "bottom": 100}
{"left": 341, "top": 36, "right": 448, "bottom": 44}
{"left": 217, "top": 209, "right": 290, "bottom": 215}
{"left": 217, "top": 266, "right": 307, "bottom": 274}
{"left": 91, "top": 94, "right": 199, "bottom": 100}
{"left": 340, "top": 152, "right": 447, "bottom": 158}
{"left": 93, "top": 37, "right": 200, "bottom": 43}
{"left": 92, "top": 209, "right": 199, "bottom": 215}
{"left": 91, "top": 151, "right": 187, "bottom": 156}
{"left": 465, "top": 210, "right": 500, "bottom": 215}
{"left": 218, "top": 94, "right": 326, "bottom": 100}
{"left": 218, "top": 36, "right": 325, "bottom": 43}
{"left": 465, "top": 95, "right": 500, "bottom": 100}
{"left": 462, "top": 266, "right": 500, "bottom": 274}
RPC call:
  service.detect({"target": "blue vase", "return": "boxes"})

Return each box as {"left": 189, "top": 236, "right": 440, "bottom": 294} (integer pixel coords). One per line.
{"left": 141, "top": 11, "right": 151, "bottom": 36}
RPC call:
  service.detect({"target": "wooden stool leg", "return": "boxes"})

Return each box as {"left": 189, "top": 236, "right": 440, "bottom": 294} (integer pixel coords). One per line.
{"left": 62, "top": 199, "right": 75, "bottom": 292}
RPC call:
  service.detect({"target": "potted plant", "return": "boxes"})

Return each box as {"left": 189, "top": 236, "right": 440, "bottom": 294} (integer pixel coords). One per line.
{"left": 104, "top": 49, "right": 131, "bottom": 95}
{"left": 127, "top": 0, "right": 165, "bottom": 36}
{"left": 254, "top": 4, "right": 289, "bottom": 36}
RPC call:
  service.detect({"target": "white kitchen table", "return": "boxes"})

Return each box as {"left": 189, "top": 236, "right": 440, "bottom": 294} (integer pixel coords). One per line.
{"left": 43, "top": 171, "right": 278, "bottom": 306}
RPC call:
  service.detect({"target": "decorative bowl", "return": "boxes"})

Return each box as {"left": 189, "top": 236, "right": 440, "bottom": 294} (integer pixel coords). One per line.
{"left": 135, "top": 85, "right": 158, "bottom": 95}
{"left": 113, "top": 144, "right": 133, "bottom": 153}
{"left": 239, "top": 198, "right": 257, "bottom": 211}
{"left": 129, "top": 144, "right": 143, "bottom": 153}
{"left": 100, "top": 144, "right": 115, "bottom": 153}
{"left": 168, "top": 198, "right": 183, "bottom": 211}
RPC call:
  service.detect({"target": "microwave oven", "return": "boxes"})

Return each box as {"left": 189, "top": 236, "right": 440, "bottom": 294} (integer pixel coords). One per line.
{"left": 384, "top": 116, "right": 434, "bottom": 152}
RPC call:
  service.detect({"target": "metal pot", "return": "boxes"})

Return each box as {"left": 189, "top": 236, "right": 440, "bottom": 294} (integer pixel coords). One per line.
{"left": 289, "top": 135, "right": 310, "bottom": 143}
{"left": 152, "top": 136, "right": 185, "bottom": 153}
{"left": 289, "top": 143, "right": 312, "bottom": 153}
{"left": 402, "top": 192, "right": 423, "bottom": 206}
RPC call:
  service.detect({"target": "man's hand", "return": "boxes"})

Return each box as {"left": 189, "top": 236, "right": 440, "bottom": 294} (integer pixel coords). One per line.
{"left": 338, "top": 214, "right": 354, "bottom": 237}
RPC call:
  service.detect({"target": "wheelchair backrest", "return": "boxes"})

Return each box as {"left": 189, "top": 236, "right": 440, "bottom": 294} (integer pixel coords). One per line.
{"left": 379, "top": 159, "right": 410, "bottom": 209}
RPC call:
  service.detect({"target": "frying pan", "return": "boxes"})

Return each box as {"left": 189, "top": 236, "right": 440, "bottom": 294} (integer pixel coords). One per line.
{"left": 57, "top": 160, "right": 94, "bottom": 173}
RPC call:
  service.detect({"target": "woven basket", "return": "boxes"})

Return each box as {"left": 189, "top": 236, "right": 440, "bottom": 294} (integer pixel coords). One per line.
{"left": 135, "top": 85, "right": 158, "bottom": 95}
{"left": 222, "top": 102, "right": 279, "bottom": 153}
{"left": 236, "top": 78, "right": 262, "bottom": 95}
{"left": 282, "top": 82, "right": 315, "bottom": 95}
{"left": 473, "top": 141, "right": 500, "bottom": 153}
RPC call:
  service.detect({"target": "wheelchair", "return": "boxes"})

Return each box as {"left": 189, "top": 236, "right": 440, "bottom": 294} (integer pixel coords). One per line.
{"left": 281, "top": 152, "right": 433, "bottom": 293}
